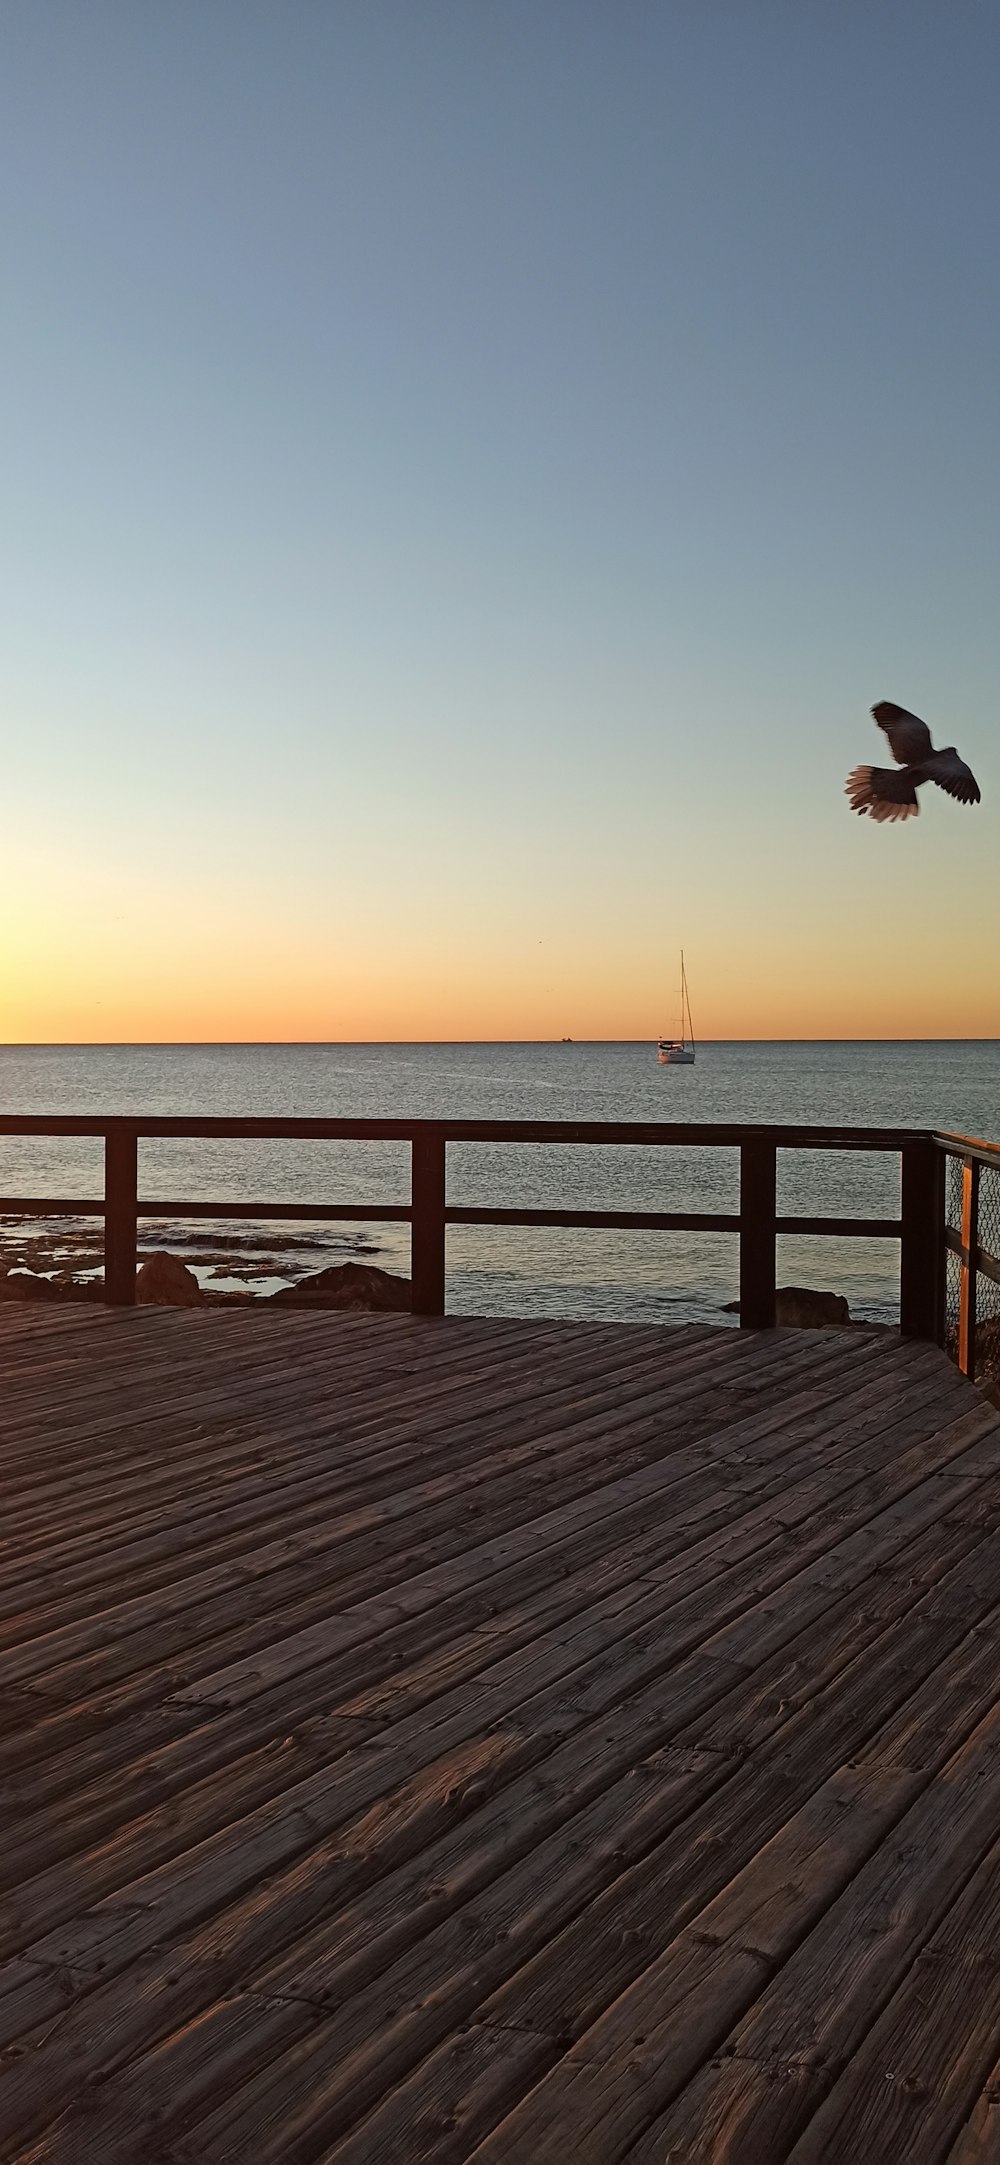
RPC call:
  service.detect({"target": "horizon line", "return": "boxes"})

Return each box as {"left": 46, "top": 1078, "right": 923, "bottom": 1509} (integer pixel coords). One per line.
{"left": 1, "top": 1037, "right": 998, "bottom": 1052}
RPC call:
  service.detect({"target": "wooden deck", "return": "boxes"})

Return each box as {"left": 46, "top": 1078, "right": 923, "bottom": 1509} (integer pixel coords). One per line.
{"left": 3, "top": 1309, "right": 1000, "bottom": 2163}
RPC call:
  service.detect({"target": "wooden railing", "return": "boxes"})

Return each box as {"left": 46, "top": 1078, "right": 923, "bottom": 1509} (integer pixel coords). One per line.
{"left": 0, "top": 1116, "right": 957, "bottom": 1336}
{"left": 936, "top": 1131, "right": 1000, "bottom": 1378}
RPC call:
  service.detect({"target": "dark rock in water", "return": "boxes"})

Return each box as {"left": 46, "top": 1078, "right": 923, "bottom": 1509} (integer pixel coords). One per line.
{"left": 977, "top": 1314, "right": 1000, "bottom": 1374}
{"left": 269, "top": 1261, "right": 411, "bottom": 1312}
{"left": 135, "top": 1251, "right": 203, "bottom": 1307}
{"left": 949, "top": 1312, "right": 1000, "bottom": 1407}
{"left": 776, "top": 1286, "right": 851, "bottom": 1327}
{"left": 979, "top": 1318, "right": 1000, "bottom": 1408}
{"left": 724, "top": 1285, "right": 852, "bottom": 1327}
{"left": 0, "top": 1268, "right": 62, "bottom": 1302}
{"left": 0, "top": 1269, "right": 101, "bottom": 1304}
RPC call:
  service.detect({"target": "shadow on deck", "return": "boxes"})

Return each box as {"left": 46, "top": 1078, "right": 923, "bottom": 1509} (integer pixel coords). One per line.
{"left": 2, "top": 1307, "right": 1000, "bottom": 2163}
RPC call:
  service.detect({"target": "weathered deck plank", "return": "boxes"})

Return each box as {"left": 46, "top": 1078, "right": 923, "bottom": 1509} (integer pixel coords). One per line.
{"left": 0, "top": 1307, "right": 998, "bottom": 2162}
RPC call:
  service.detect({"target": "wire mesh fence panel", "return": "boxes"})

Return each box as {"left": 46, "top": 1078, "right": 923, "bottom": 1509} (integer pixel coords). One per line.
{"left": 943, "top": 1151, "right": 1000, "bottom": 1394}
{"left": 945, "top": 1245, "right": 963, "bottom": 1351}
{"left": 976, "top": 1162, "right": 1000, "bottom": 1394}
{"left": 945, "top": 1153, "right": 964, "bottom": 1354}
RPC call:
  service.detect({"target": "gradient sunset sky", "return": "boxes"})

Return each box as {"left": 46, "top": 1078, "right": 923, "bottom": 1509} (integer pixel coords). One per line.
{"left": 2, "top": 3, "right": 997, "bottom": 1043}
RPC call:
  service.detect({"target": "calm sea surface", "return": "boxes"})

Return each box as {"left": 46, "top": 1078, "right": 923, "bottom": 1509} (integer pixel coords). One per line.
{"left": 0, "top": 1042, "right": 997, "bottom": 1324}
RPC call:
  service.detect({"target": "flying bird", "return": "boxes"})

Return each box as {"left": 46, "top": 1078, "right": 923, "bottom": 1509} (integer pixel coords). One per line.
{"left": 846, "top": 701, "right": 981, "bottom": 823}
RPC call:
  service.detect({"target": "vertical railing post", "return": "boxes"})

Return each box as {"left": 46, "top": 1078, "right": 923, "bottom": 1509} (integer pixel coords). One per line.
{"left": 957, "top": 1156, "right": 980, "bottom": 1376}
{"left": 411, "top": 1134, "right": 446, "bottom": 1316}
{"left": 104, "top": 1128, "right": 138, "bottom": 1307}
{"left": 900, "top": 1138, "right": 945, "bottom": 1343}
{"left": 739, "top": 1139, "right": 777, "bottom": 1329}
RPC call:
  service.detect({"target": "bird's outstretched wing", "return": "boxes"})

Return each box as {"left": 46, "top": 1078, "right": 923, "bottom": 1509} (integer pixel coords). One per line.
{"left": 925, "top": 749, "right": 981, "bottom": 804}
{"left": 846, "top": 765, "right": 919, "bottom": 821}
{"left": 872, "top": 700, "right": 933, "bottom": 764}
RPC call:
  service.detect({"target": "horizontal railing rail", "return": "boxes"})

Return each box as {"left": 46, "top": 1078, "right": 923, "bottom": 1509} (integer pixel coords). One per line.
{"left": 935, "top": 1132, "right": 1000, "bottom": 1379}
{"left": 0, "top": 1114, "right": 928, "bottom": 1146}
{"left": 0, "top": 1195, "right": 906, "bottom": 1237}
{"left": 0, "top": 1114, "right": 951, "bottom": 1334}
{"left": 935, "top": 1130, "right": 1000, "bottom": 1170}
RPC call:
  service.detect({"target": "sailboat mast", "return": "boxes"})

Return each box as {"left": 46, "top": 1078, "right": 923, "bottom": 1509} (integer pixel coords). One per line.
{"left": 683, "top": 953, "right": 695, "bottom": 1050}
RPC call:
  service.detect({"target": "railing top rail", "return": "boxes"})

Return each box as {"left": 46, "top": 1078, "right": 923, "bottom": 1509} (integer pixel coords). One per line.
{"left": 934, "top": 1131, "right": 1000, "bottom": 1170}
{"left": 0, "top": 1115, "right": 932, "bottom": 1148}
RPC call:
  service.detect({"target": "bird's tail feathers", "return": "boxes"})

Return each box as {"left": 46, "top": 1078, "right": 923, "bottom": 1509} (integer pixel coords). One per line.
{"left": 845, "top": 765, "right": 919, "bottom": 822}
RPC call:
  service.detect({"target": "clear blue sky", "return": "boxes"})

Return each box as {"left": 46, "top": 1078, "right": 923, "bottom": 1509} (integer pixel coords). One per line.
{"left": 2, "top": 2, "right": 997, "bottom": 1038}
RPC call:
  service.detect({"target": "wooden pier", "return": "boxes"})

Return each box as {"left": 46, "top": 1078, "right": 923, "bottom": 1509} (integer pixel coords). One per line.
{"left": 3, "top": 1303, "right": 1000, "bottom": 2161}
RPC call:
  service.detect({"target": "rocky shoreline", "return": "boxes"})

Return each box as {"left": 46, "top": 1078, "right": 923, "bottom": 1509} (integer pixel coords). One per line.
{"left": 0, "top": 1214, "right": 392, "bottom": 1301}
{"left": 0, "top": 1254, "right": 412, "bottom": 1312}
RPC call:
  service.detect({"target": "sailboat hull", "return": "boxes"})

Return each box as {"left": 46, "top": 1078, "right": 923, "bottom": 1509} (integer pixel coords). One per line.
{"left": 657, "top": 1044, "right": 695, "bottom": 1065}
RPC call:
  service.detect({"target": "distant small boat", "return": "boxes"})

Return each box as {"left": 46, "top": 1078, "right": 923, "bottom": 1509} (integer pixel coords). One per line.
{"left": 658, "top": 952, "right": 696, "bottom": 1065}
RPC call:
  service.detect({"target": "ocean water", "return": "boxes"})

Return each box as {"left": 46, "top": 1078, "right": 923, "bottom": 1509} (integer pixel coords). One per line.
{"left": 0, "top": 1041, "right": 997, "bottom": 1325}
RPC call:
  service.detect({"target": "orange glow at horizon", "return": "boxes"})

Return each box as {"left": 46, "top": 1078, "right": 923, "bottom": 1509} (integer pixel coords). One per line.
{"left": 3, "top": 801, "right": 997, "bottom": 1047}
{"left": 3, "top": 917, "right": 997, "bottom": 1045}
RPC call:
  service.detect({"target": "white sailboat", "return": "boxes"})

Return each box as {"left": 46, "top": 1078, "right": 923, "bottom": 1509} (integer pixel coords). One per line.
{"left": 657, "top": 952, "right": 696, "bottom": 1065}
